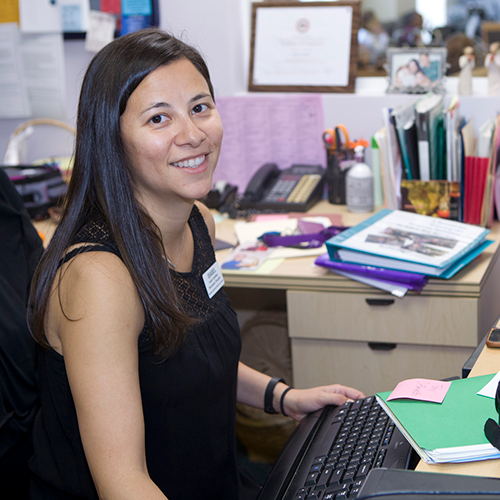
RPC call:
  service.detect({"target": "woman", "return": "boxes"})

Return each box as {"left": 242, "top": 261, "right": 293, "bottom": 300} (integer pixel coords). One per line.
{"left": 28, "top": 28, "right": 364, "bottom": 499}
{"left": 407, "top": 59, "right": 432, "bottom": 87}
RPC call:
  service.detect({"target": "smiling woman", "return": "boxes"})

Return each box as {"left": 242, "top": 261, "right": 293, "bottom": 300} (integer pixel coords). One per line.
{"left": 27, "top": 27, "right": 365, "bottom": 500}
{"left": 120, "top": 59, "right": 223, "bottom": 212}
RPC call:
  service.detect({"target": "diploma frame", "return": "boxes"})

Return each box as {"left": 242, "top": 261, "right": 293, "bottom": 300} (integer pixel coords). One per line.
{"left": 248, "top": 1, "right": 361, "bottom": 93}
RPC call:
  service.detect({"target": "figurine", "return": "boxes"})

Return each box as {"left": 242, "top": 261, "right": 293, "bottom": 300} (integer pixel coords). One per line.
{"left": 485, "top": 42, "right": 500, "bottom": 95}
{"left": 458, "top": 46, "right": 475, "bottom": 95}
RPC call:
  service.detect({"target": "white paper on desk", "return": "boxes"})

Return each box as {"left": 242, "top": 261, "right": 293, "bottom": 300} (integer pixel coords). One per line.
{"left": 213, "top": 94, "right": 325, "bottom": 193}
{"left": 252, "top": 6, "right": 352, "bottom": 87}
{"left": 19, "top": 32, "right": 67, "bottom": 119}
{"left": 478, "top": 371, "right": 500, "bottom": 398}
{"left": 19, "top": 0, "right": 62, "bottom": 33}
{"left": 0, "top": 23, "right": 31, "bottom": 118}
{"left": 234, "top": 217, "right": 330, "bottom": 259}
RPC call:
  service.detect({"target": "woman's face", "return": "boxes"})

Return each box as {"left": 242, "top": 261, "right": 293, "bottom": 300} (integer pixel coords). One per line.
{"left": 120, "top": 58, "right": 223, "bottom": 207}
{"left": 408, "top": 60, "right": 418, "bottom": 74}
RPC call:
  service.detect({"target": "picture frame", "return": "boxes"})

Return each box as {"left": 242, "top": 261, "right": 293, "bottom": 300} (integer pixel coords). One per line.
{"left": 248, "top": 1, "right": 361, "bottom": 93}
{"left": 482, "top": 22, "right": 500, "bottom": 46}
{"left": 386, "top": 48, "right": 448, "bottom": 94}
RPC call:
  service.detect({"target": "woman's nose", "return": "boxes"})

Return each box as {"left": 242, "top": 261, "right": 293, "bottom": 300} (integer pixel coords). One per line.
{"left": 175, "top": 117, "right": 206, "bottom": 148}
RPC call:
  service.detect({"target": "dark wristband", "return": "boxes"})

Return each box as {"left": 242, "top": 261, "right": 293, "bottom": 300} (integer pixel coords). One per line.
{"left": 280, "top": 386, "right": 293, "bottom": 417}
{"left": 264, "top": 377, "right": 285, "bottom": 414}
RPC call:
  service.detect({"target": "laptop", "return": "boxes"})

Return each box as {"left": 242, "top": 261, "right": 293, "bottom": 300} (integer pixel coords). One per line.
{"left": 257, "top": 395, "right": 417, "bottom": 500}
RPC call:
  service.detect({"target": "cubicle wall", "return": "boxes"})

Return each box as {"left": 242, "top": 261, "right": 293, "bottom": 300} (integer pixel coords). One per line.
{"left": 2, "top": 0, "right": 500, "bottom": 178}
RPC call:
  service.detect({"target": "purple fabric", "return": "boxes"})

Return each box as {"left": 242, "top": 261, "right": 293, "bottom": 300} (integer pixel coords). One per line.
{"left": 261, "top": 225, "right": 349, "bottom": 249}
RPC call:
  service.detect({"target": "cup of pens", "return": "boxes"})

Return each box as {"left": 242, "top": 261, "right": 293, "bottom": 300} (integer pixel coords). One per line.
{"left": 324, "top": 125, "right": 353, "bottom": 205}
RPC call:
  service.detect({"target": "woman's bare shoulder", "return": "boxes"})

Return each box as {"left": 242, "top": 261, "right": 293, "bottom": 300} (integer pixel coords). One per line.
{"left": 47, "top": 249, "right": 144, "bottom": 352}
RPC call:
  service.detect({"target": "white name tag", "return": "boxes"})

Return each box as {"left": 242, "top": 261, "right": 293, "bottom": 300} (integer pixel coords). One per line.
{"left": 202, "top": 261, "right": 225, "bottom": 299}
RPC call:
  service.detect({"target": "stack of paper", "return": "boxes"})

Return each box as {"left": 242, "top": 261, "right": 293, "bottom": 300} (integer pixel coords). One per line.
{"left": 325, "top": 209, "right": 492, "bottom": 279}
{"left": 376, "top": 374, "right": 500, "bottom": 464}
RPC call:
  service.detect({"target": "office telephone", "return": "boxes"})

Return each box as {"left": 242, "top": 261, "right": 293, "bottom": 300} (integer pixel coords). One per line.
{"left": 238, "top": 163, "right": 325, "bottom": 212}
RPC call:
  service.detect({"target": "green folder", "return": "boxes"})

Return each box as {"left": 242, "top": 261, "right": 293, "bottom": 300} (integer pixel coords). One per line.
{"left": 376, "top": 373, "right": 500, "bottom": 463}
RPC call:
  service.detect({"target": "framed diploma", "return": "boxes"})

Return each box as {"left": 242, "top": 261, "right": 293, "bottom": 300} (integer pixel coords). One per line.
{"left": 249, "top": 1, "right": 361, "bottom": 93}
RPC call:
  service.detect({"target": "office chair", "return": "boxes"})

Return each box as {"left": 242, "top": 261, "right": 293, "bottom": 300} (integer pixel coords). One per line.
{"left": 0, "top": 167, "right": 44, "bottom": 499}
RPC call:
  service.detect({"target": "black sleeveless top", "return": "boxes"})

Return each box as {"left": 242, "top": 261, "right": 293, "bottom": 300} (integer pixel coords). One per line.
{"left": 29, "top": 205, "right": 243, "bottom": 499}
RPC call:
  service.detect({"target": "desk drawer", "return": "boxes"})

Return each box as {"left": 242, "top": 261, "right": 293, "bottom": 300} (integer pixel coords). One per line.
{"left": 287, "top": 291, "right": 478, "bottom": 347}
{"left": 291, "top": 338, "right": 474, "bottom": 396}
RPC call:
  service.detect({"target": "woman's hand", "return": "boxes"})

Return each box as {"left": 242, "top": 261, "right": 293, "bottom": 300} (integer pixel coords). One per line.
{"left": 280, "top": 384, "right": 366, "bottom": 422}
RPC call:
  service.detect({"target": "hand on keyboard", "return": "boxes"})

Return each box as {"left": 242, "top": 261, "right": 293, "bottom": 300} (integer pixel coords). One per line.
{"left": 283, "top": 384, "right": 366, "bottom": 422}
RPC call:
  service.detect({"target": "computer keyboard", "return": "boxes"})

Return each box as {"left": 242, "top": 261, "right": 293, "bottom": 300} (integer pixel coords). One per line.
{"left": 258, "top": 396, "right": 415, "bottom": 500}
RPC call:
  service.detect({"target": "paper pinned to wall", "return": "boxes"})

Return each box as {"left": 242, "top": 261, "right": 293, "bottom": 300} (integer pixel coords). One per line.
{"left": 60, "top": 0, "right": 91, "bottom": 33}
{"left": 213, "top": 94, "right": 325, "bottom": 193}
{"left": 0, "top": 0, "right": 20, "bottom": 23}
{"left": 19, "top": 32, "right": 67, "bottom": 119}
{"left": 85, "top": 10, "right": 116, "bottom": 53}
{"left": 19, "top": 0, "right": 62, "bottom": 33}
{"left": 0, "top": 23, "right": 31, "bottom": 118}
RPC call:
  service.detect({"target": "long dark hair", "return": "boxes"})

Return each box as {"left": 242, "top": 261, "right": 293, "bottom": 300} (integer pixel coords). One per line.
{"left": 30, "top": 28, "right": 215, "bottom": 358}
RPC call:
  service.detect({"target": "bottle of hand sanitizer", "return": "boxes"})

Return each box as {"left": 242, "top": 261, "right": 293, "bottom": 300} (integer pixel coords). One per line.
{"left": 346, "top": 145, "right": 374, "bottom": 213}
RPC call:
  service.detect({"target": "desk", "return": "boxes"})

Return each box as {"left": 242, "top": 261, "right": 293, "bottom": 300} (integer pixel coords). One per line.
{"left": 34, "top": 202, "right": 500, "bottom": 397}
{"left": 415, "top": 335, "right": 500, "bottom": 477}
{"left": 35, "top": 204, "right": 500, "bottom": 478}
{"left": 215, "top": 202, "right": 500, "bottom": 397}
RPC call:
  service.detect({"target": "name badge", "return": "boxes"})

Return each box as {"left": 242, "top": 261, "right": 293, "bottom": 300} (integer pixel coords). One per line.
{"left": 202, "top": 261, "right": 225, "bottom": 298}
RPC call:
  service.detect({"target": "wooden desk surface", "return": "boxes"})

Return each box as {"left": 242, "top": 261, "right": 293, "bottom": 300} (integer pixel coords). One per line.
{"left": 216, "top": 201, "right": 500, "bottom": 298}
{"left": 35, "top": 202, "right": 500, "bottom": 477}
{"left": 36, "top": 202, "right": 500, "bottom": 298}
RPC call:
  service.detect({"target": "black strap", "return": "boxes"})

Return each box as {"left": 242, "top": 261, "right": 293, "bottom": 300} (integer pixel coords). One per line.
{"left": 264, "top": 377, "right": 285, "bottom": 414}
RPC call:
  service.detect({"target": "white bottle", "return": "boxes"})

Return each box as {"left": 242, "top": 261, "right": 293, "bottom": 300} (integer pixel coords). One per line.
{"left": 346, "top": 145, "right": 374, "bottom": 213}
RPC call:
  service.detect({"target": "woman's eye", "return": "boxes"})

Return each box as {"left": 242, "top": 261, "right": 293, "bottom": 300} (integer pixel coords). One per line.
{"left": 192, "top": 103, "right": 208, "bottom": 114}
{"left": 150, "top": 114, "right": 166, "bottom": 124}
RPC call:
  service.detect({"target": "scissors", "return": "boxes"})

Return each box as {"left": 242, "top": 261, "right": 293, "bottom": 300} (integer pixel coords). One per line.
{"left": 322, "top": 124, "right": 352, "bottom": 151}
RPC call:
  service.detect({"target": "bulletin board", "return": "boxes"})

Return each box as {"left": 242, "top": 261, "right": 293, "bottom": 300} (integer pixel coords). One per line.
{"left": 64, "top": 0, "right": 159, "bottom": 39}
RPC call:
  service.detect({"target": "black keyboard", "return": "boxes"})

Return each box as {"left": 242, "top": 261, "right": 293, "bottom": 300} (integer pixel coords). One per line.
{"left": 258, "top": 396, "right": 415, "bottom": 500}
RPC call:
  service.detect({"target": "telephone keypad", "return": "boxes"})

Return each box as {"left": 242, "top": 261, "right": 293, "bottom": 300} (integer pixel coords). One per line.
{"left": 287, "top": 174, "right": 322, "bottom": 203}
{"left": 265, "top": 175, "right": 300, "bottom": 203}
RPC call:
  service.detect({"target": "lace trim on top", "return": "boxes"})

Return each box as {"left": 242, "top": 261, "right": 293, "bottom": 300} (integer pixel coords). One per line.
{"left": 67, "top": 205, "right": 218, "bottom": 320}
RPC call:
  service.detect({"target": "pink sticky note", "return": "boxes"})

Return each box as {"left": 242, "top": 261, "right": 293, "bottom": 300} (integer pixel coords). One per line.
{"left": 387, "top": 378, "right": 452, "bottom": 403}
{"left": 254, "top": 214, "right": 289, "bottom": 222}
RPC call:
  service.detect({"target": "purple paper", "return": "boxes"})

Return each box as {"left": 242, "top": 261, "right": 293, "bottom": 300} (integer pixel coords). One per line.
{"left": 314, "top": 253, "right": 428, "bottom": 291}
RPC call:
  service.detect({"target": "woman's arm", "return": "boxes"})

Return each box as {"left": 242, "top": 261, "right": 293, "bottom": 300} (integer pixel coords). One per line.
{"left": 237, "top": 362, "right": 365, "bottom": 422}
{"left": 50, "top": 251, "right": 168, "bottom": 499}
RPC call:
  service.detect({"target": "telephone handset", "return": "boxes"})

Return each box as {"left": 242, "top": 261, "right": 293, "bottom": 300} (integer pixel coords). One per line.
{"left": 239, "top": 163, "right": 325, "bottom": 212}
{"left": 243, "top": 163, "right": 280, "bottom": 203}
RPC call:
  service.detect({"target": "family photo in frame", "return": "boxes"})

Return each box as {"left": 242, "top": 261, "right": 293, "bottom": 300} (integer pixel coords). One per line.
{"left": 386, "top": 48, "right": 447, "bottom": 94}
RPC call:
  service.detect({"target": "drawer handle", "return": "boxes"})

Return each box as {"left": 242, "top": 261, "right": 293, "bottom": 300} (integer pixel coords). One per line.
{"left": 365, "top": 298, "right": 395, "bottom": 306}
{"left": 368, "top": 342, "right": 397, "bottom": 351}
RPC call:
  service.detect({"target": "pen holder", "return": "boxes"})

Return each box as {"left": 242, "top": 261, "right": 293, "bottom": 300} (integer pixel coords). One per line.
{"left": 326, "top": 148, "right": 353, "bottom": 205}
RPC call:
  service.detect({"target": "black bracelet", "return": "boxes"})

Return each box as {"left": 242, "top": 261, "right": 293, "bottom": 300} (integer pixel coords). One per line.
{"left": 264, "top": 377, "right": 285, "bottom": 414}
{"left": 280, "top": 386, "right": 293, "bottom": 417}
